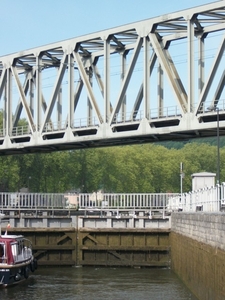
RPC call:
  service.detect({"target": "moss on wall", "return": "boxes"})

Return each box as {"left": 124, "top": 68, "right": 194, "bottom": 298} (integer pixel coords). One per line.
{"left": 170, "top": 232, "right": 225, "bottom": 300}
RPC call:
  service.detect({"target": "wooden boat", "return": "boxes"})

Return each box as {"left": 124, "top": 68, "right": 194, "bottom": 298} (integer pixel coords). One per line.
{"left": 0, "top": 214, "right": 37, "bottom": 287}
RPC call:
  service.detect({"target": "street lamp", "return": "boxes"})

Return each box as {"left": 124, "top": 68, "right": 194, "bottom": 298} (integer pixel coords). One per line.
{"left": 180, "top": 162, "right": 184, "bottom": 194}
{"left": 207, "top": 105, "right": 220, "bottom": 184}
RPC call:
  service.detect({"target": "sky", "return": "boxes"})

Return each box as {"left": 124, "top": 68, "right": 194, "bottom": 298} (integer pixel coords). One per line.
{"left": 0, "top": 0, "right": 220, "bottom": 57}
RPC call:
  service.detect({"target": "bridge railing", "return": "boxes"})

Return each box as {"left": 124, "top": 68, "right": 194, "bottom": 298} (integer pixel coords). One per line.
{"left": 4, "top": 99, "right": 225, "bottom": 137}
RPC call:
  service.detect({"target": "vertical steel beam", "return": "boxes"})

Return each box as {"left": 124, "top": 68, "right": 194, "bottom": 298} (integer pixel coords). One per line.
{"left": 158, "top": 64, "right": 163, "bottom": 117}
{"left": 57, "top": 86, "right": 62, "bottom": 128}
{"left": 198, "top": 35, "right": 205, "bottom": 97}
{"left": 0, "top": 69, "right": 7, "bottom": 135}
{"left": 29, "top": 72, "right": 35, "bottom": 118}
{"left": 187, "top": 18, "right": 195, "bottom": 113}
{"left": 121, "top": 51, "right": 127, "bottom": 121}
{"left": 68, "top": 53, "right": 74, "bottom": 128}
{"left": 92, "top": 59, "right": 104, "bottom": 97}
{"left": 36, "top": 55, "right": 42, "bottom": 131}
{"left": 74, "top": 80, "right": 83, "bottom": 115}
{"left": 6, "top": 69, "right": 12, "bottom": 136}
{"left": 87, "top": 67, "right": 93, "bottom": 126}
{"left": 104, "top": 37, "right": 110, "bottom": 123}
{"left": 132, "top": 52, "right": 157, "bottom": 120}
{"left": 143, "top": 36, "right": 150, "bottom": 119}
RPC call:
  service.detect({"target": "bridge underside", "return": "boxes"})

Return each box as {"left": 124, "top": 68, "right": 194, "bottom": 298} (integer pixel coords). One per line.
{"left": 1, "top": 2, "right": 225, "bottom": 155}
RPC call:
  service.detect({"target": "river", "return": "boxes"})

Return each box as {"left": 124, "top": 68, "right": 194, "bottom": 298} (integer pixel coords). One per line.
{"left": 0, "top": 267, "right": 198, "bottom": 300}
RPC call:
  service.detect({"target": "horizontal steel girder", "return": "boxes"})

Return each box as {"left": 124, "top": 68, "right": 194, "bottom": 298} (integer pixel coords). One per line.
{"left": 0, "top": 2, "right": 225, "bottom": 154}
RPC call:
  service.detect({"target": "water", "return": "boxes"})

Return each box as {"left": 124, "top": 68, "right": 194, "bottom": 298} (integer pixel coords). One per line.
{"left": 0, "top": 267, "right": 198, "bottom": 300}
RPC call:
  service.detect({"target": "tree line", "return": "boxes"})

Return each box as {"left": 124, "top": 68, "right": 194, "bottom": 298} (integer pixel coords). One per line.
{"left": 0, "top": 140, "right": 223, "bottom": 194}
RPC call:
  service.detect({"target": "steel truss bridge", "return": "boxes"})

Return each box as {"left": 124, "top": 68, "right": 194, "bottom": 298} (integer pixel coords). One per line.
{"left": 1, "top": 1, "right": 225, "bottom": 155}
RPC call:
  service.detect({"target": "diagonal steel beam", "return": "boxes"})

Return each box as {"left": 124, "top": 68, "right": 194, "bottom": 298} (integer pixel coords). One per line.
{"left": 195, "top": 33, "right": 225, "bottom": 114}
{"left": 149, "top": 33, "right": 188, "bottom": 113}
{"left": 73, "top": 50, "right": 103, "bottom": 124}
{"left": 131, "top": 51, "right": 158, "bottom": 120}
{"left": 109, "top": 37, "right": 143, "bottom": 124}
{"left": 40, "top": 54, "right": 68, "bottom": 132}
{"left": 11, "top": 66, "right": 35, "bottom": 132}
{"left": 0, "top": 68, "right": 7, "bottom": 100}
{"left": 13, "top": 72, "right": 31, "bottom": 127}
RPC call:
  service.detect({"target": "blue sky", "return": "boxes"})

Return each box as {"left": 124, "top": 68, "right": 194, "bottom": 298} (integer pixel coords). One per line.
{"left": 0, "top": 0, "right": 218, "bottom": 56}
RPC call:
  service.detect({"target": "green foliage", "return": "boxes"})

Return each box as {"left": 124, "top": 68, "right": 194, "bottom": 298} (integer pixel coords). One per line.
{"left": 0, "top": 139, "right": 222, "bottom": 193}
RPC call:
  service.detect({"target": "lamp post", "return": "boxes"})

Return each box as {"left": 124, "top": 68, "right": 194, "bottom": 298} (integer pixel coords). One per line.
{"left": 180, "top": 162, "right": 184, "bottom": 195}
{"left": 207, "top": 106, "right": 220, "bottom": 184}
{"left": 216, "top": 107, "right": 220, "bottom": 184}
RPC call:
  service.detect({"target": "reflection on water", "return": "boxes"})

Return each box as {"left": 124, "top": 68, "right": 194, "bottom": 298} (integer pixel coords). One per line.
{"left": 0, "top": 267, "right": 198, "bottom": 300}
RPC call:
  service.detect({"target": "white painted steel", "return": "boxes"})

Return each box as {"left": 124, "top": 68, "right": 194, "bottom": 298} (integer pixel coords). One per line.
{"left": 0, "top": 2, "right": 225, "bottom": 154}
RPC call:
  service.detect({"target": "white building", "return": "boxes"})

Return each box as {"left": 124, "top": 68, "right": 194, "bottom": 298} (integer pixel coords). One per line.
{"left": 191, "top": 172, "right": 216, "bottom": 191}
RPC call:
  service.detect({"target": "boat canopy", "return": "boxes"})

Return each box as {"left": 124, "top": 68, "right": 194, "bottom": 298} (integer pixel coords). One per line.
{"left": 0, "top": 237, "right": 17, "bottom": 264}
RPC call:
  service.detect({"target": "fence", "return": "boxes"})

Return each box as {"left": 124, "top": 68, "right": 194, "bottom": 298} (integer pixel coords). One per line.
{"left": 167, "top": 183, "right": 225, "bottom": 212}
{"left": 79, "top": 193, "right": 178, "bottom": 210}
{"left": 0, "top": 186, "right": 224, "bottom": 213}
{"left": 0, "top": 192, "right": 66, "bottom": 210}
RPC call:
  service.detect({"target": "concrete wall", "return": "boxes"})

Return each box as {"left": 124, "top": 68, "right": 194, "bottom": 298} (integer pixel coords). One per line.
{"left": 6, "top": 211, "right": 171, "bottom": 229}
{"left": 171, "top": 212, "right": 225, "bottom": 300}
{"left": 78, "top": 215, "right": 170, "bottom": 229}
{"left": 171, "top": 212, "right": 225, "bottom": 251}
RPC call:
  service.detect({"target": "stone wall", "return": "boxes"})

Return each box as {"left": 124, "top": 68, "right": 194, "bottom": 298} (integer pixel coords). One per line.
{"left": 171, "top": 212, "right": 225, "bottom": 251}
{"left": 171, "top": 212, "right": 225, "bottom": 300}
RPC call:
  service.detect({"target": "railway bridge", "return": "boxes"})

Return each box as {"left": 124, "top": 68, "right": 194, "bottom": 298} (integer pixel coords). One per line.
{"left": 0, "top": 2, "right": 225, "bottom": 154}
{"left": 1, "top": 2, "right": 225, "bottom": 298}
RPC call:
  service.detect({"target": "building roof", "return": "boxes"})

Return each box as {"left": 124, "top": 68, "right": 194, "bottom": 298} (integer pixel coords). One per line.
{"left": 191, "top": 172, "right": 216, "bottom": 178}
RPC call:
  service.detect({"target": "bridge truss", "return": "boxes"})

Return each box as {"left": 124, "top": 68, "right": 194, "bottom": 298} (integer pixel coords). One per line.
{"left": 1, "top": 1, "right": 225, "bottom": 154}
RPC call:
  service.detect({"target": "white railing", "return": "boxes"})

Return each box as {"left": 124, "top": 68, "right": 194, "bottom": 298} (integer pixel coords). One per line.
{"left": 167, "top": 183, "right": 225, "bottom": 212}
{"left": 0, "top": 192, "right": 66, "bottom": 210}
{"left": 79, "top": 193, "right": 178, "bottom": 210}
{"left": 0, "top": 187, "right": 224, "bottom": 213}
